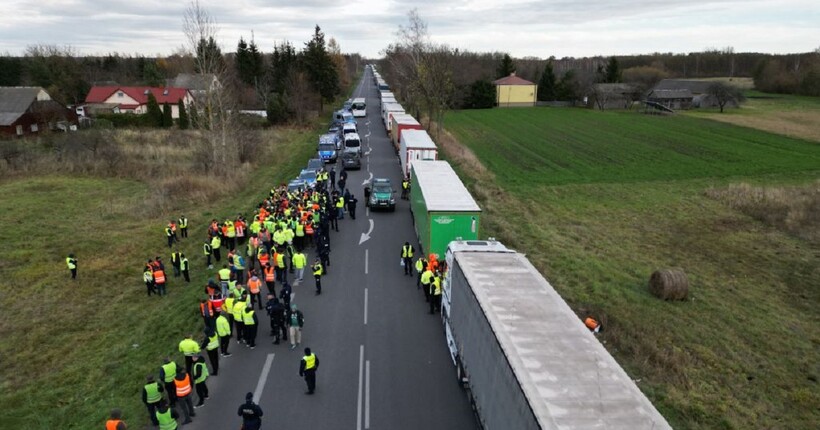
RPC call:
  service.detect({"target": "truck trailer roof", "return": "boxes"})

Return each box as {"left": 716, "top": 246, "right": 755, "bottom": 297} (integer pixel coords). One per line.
{"left": 411, "top": 160, "right": 480, "bottom": 212}
{"left": 401, "top": 129, "right": 436, "bottom": 149}
{"left": 451, "top": 242, "right": 673, "bottom": 430}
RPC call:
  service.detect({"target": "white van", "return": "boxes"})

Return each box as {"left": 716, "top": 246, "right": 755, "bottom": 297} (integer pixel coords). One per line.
{"left": 344, "top": 133, "right": 362, "bottom": 155}
{"left": 351, "top": 97, "right": 367, "bottom": 117}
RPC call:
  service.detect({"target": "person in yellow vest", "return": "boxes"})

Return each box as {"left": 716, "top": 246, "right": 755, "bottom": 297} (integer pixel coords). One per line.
{"left": 216, "top": 309, "right": 233, "bottom": 357}
{"left": 200, "top": 327, "right": 220, "bottom": 376}
{"left": 178, "top": 333, "right": 201, "bottom": 376}
{"left": 191, "top": 355, "right": 209, "bottom": 408}
{"left": 415, "top": 256, "right": 427, "bottom": 290}
{"left": 429, "top": 270, "right": 443, "bottom": 315}
{"left": 335, "top": 195, "right": 345, "bottom": 222}
{"left": 105, "top": 408, "right": 127, "bottom": 430}
{"left": 420, "top": 267, "right": 434, "bottom": 303}
{"left": 299, "top": 347, "right": 320, "bottom": 394}
{"left": 203, "top": 240, "right": 213, "bottom": 269}
{"left": 273, "top": 247, "right": 287, "bottom": 284}
{"left": 178, "top": 215, "right": 188, "bottom": 238}
{"left": 401, "top": 176, "right": 410, "bottom": 200}
{"left": 142, "top": 375, "right": 164, "bottom": 426}
{"left": 171, "top": 249, "right": 182, "bottom": 278}
{"left": 165, "top": 225, "right": 175, "bottom": 248}
{"left": 154, "top": 399, "right": 179, "bottom": 430}
{"left": 173, "top": 369, "right": 195, "bottom": 424}
{"left": 312, "top": 259, "right": 323, "bottom": 295}
{"left": 401, "top": 242, "right": 415, "bottom": 276}
{"left": 218, "top": 264, "right": 231, "bottom": 297}
{"left": 292, "top": 250, "right": 307, "bottom": 282}
{"left": 211, "top": 235, "right": 222, "bottom": 263}
{"left": 242, "top": 304, "right": 258, "bottom": 349}
{"left": 159, "top": 358, "right": 178, "bottom": 407}
{"left": 66, "top": 253, "right": 77, "bottom": 279}
{"left": 232, "top": 296, "right": 247, "bottom": 344}
{"left": 180, "top": 253, "right": 190, "bottom": 283}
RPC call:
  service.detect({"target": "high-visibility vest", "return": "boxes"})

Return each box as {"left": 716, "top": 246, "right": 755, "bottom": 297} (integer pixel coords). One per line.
{"left": 179, "top": 339, "right": 200, "bottom": 356}
{"left": 226, "top": 223, "right": 236, "bottom": 238}
{"left": 206, "top": 334, "right": 218, "bottom": 350}
{"left": 193, "top": 362, "right": 209, "bottom": 384}
{"left": 433, "top": 277, "right": 442, "bottom": 295}
{"left": 180, "top": 258, "right": 188, "bottom": 271}
{"left": 295, "top": 224, "right": 305, "bottom": 237}
{"left": 336, "top": 198, "right": 344, "bottom": 208}
{"left": 303, "top": 353, "right": 317, "bottom": 370}
{"left": 223, "top": 297, "right": 235, "bottom": 314}
{"left": 216, "top": 315, "right": 231, "bottom": 336}
{"left": 211, "top": 236, "right": 221, "bottom": 249}
{"left": 218, "top": 268, "right": 231, "bottom": 282}
{"left": 179, "top": 217, "right": 188, "bottom": 228}
{"left": 402, "top": 180, "right": 409, "bottom": 189}
{"left": 258, "top": 249, "right": 270, "bottom": 264}
{"left": 232, "top": 301, "right": 246, "bottom": 319}
{"left": 235, "top": 221, "right": 245, "bottom": 237}
{"left": 292, "top": 253, "right": 306, "bottom": 269}
{"left": 161, "top": 362, "right": 177, "bottom": 383}
{"left": 402, "top": 245, "right": 414, "bottom": 258}
{"left": 305, "top": 223, "right": 314, "bottom": 235}
{"left": 313, "top": 263, "right": 323, "bottom": 276}
{"left": 143, "top": 270, "right": 153, "bottom": 283}
{"left": 66, "top": 257, "right": 76, "bottom": 269}
{"left": 154, "top": 270, "right": 166, "bottom": 284}
{"left": 203, "top": 243, "right": 212, "bottom": 255}
{"left": 421, "top": 270, "right": 433, "bottom": 285}
{"left": 275, "top": 253, "right": 285, "bottom": 268}
{"left": 248, "top": 277, "right": 262, "bottom": 294}
{"left": 234, "top": 256, "right": 245, "bottom": 270}
{"left": 156, "top": 408, "right": 177, "bottom": 430}
{"left": 174, "top": 375, "right": 192, "bottom": 397}
{"left": 242, "top": 308, "right": 256, "bottom": 325}
{"left": 264, "top": 266, "right": 275, "bottom": 282}
{"left": 106, "top": 419, "right": 123, "bottom": 430}
{"left": 415, "top": 259, "right": 426, "bottom": 273}
{"left": 165, "top": 227, "right": 172, "bottom": 237}
{"left": 585, "top": 318, "right": 599, "bottom": 331}
{"left": 144, "top": 382, "right": 162, "bottom": 403}
{"left": 171, "top": 252, "right": 180, "bottom": 264}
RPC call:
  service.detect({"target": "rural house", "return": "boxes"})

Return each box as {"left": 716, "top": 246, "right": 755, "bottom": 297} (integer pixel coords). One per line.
{"left": 0, "top": 87, "right": 78, "bottom": 137}
{"left": 646, "top": 89, "right": 693, "bottom": 110}
{"left": 168, "top": 73, "right": 220, "bottom": 101}
{"left": 650, "top": 79, "right": 738, "bottom": 109}
{"left": 84, "top": 86, "right": 195, "bottom": 118}
{"left": 493, "top": 73, "right": 537, "bottom": 107}
{"left": 588, "top": 83, "right": 637, "bottom": 110}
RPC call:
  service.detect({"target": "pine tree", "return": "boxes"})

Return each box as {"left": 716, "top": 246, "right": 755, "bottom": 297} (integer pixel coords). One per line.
{"left": 302, "top": 25, "right": 339, "bottom": 112}
{"left": 605, "top": 57, "right": 622, "bottom": 83}
{"left": 497, "top": 53, "right": 515, "bottom": 78}
{"left": 196, "top": 37, "right": 223, "bottom": 73}
{"left": 236, "top": 37, "right": 251, "bottom": 85}
{"left": 248, "top": 38, "right": 264, "bottom": 85}
{"left": 177, "top": 99, "right": 189, "bottom": 129}
{"left": 556, "top": 70, "right": 579, "bottom": 102}
{"left": 537, "top": 61, "right": 558, "bottom": 101}
{"left": 161, "top": 102, "right": 173, "bottom": 128}
{"left": 270, "top": 41, "right": 297, "bottom": 94}
{"left": 142, "top": 61, "right": 164, "bottom": 87}
{"left": 146, "top": 93, "right": 163, "bottom": 126}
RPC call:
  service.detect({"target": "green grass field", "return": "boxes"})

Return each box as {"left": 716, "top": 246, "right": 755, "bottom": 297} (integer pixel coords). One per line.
{"left": 0, "top": 129, "right": 317, "bottom": 429}
{"left": 443, "top": 107, "right": 820, "bottom": 430}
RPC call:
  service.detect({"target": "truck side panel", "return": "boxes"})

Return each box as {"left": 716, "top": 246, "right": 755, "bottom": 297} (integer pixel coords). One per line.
{"left": 429, "top": 213, "right": 480, "bottom": 259}
{"left": 450, "top": 261, "right": 540, "bottom": 430}
{"left": 409, "top": 167, "right": 431, "bottom": 255}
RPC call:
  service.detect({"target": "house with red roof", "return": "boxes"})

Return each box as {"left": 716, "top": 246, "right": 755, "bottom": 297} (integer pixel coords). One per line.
{"left": 493, "top": 72, "right": 537, "bottom": 107}
{"left": 84, "top": 86, "right": 194, "bottom": 118}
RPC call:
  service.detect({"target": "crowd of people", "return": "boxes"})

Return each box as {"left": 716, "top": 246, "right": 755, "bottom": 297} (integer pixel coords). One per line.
{"left": 107, "top": 172, "right": 364, "bottom": 429}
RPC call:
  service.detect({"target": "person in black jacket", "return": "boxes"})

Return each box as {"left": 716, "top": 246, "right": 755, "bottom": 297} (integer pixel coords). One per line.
{"left": 265, "top": 295, "right": 286, "bottom": 344}
{"left": 299, "top": 347, "right": 320, "bottom": 394}
{"left": 347, "top": 194, "right": 358, "bottom": 220}
{"left": 238, "top": 392, "right": 264, "bottom": 430}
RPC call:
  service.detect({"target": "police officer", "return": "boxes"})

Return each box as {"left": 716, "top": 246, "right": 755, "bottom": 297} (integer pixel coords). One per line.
{"left": 180, "top": 253, "right": 190, "bottom": 283}
{"left": 237, "top": 392, "right": 264, "bottom": 430}
{"left": 178, "top": 215, "right": 188, "bottom": 238}
{"left": 299, "top": 347, "right": 320, "bottom": 394}
{"left": 66, "top": 253, "right": 77, "bottom": 279}
{"left": 243, "top": 304, "right": 258, "bottom": 349}
{"left": 401, "top": 242, "right": 414, "bottom": 276}
{"left": 312, "top": 259, "right": 324, "bottom": 295}
{"left": 415, "top": 256, "right": 427, "bottom": 289}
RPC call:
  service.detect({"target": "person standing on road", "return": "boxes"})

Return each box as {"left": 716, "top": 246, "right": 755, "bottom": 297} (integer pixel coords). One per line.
{"left": 66, "top": 253, "right": 77, "bottom": 279}
{"left": 401, "top": 242, "right": 415, "bottom": 276}
{"left": 247, "top": 272, "right": 263, "bottom": 309}
{"left": 287, "top": 304, "right": 304, "bottom": 350}
{"left": 267, "top": 296, "right": 287, "bottom": 344}
{"left": 329, "top": 166, "right": 337, "bottom": 191}
{"left": 173, "top": 369, "right": 195, "bottom": 424}
{"left": 299, "top": 347, "right": 320, "bottom": 394}
{"left": 242, "top": 304, "right": 258, "bottom": 349}
{"left": 105, "top": 408, "right": 127, "bottom": 430}
{"left": 401, "top": 176, "right": 411, "bottom": 200}
{"left": 312, "top": 259, "right": 324, "bottom": 295}
{"left": 279, "top": 281, "right": 292, "bottom": 310}
{"left": 292, "top": 249, "right": 307, "bottom": 282}
{"left": 430, "top": 270, "right": 443, "bottom": 315}
{"left": 215, "top": 310, "right": 232, "bottom": 357}
{"left": 232, "top": 295, "right": 247, "bottom": 344}
{"left": 154, "top": 400, "right": 178, "bottom": 430}
{"left": 415, "top": 256, "right": 427, "bottom": 289}
{"left": 201, "top": 327, "right": 220, "bottom": 376}
{"left": 421, "top": 267, "right": 434, "bottom": 303}
{"left": 237, "top": 392, "right": 264, "bottom": 430}
{"left": 192, "top": 355, "right": 209, "bottom": 409}
{"left": 347, "top": 194, "right": 358, "bottom": 220}
{"left": 159, "top": 358, "right": 178, "bottom": 408}
{"left": 178, "top": 333, "right": 201, "bottom": 376}
{"left": 141, "top": 375, "right": 164, "bottom": 426}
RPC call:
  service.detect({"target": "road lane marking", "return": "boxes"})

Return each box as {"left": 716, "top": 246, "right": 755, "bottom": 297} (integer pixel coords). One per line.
{"left": 364, "top": 249, "right": 369, "bottom": 274}
{"left": 357, "top": 345, "right": 364, "bottom": 430}
{"left": 359, "top": 219, "right": 374, "bottom": 245}
{"left": 365, "top": 360, "right": 371, "bottom": 429}
{"left": 364, "top": 287, "right": 368, "bottom": 325}
{"left": 253, "top": 353, "right": 275, "bottom": 402}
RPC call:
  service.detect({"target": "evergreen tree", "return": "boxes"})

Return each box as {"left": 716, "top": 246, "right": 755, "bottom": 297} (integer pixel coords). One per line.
{"left": 196, "top": 36, "right": 223, "bottom": 73}
{"left": 463, "top": 79, "right": 496, "bottom": 109}
{"left": 302, "top": 25, "right": 339, "bottom": 111}
{"left": 270, "top": 41, "right": 297, "bottom": 94}
{"left": 161, "top": 102, "right": 173, "bottom": 128}
{"left": 177, "top": 99, "right": 189, "bottom": 129}
{"left": 236, "top": 36, "right": 265, "bottom": 86}
{"left": 605, "top": 57, "right": 622, "bottom": 83}
{"left": 247, "top": 38, "right": 264, "bottom": 85}
{"left": 266, "top": 92, "right": 290, "bottom": 125}
{"left": 142, "top": 61, "right": 164, "bottom": 87}
{"left": 496, "top": 53, "right": 515, "bottom": 78}
{"left": 537, "top": 61, "right": 557, "bottom": 101}
{"left": 556, "top": 70, "right": 579, "bottom": 102}
{"left": 146, "top": 93, "right": 163, "bottom": 126}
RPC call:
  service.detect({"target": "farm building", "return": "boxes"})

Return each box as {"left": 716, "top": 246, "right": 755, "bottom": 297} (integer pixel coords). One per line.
{"left": 651, "top": 79, "right": 738, "bottom": 109}
{"left": 84, "top": 86, "right": 195, "bottom": 118}
{"left": 646, "top": 89, "right": 693, "bottom": 110}
{"left": 494, "top": 73, "right": 537, "bottom": 107}
{"left": 168, "top": 73, "right": 220, "bottom": 102}
{"left": 588, "top": 83, "right": 637, "bottom": 109}
{"left": 0, "top": 87, "right": 78, "bottom": 137}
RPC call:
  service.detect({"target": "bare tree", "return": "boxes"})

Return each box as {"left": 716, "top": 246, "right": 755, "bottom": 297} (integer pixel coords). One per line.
{"left": 706, "top": 81, "right": 745, "bottom": 113}
{"left": 182, "top": 0, "right": 237, "bottom": 175}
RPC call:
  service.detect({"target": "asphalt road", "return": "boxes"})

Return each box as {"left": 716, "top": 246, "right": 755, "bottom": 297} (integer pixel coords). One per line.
{"left": 185, "top": 69, "right": 478, "bottom": 430}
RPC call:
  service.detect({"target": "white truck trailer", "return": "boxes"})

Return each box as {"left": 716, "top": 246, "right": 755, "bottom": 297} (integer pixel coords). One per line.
{"left": 443, "top": 240, "right": 673, "bottom": 430}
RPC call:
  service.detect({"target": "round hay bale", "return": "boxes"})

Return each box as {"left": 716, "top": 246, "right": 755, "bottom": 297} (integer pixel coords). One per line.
{"left": 649, "top": 268, "right": 689, "bottom": 300}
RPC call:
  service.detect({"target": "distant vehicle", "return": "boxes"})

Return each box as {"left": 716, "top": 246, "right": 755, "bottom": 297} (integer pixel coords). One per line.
{"left": 306, "top": 158, "right": 324, "bottom": 172}
{"left": 333, "top": 110, "right": 356, "bottom": 126}
{"left": 367, "top": 178, "right": 395, "bottom": 211}
{"left": 318, "top": 142, "right": 337, "bottom": 164}
{"left": 351, "top": 97, "right": 367, "bottom": 117}
{"left": 287, "top": 179, "right": 307, "bottom": 193}
{"left": 343, "top": 99, "right": 353, "bottom": 111}
{"left": 328, "top": 121, "right": 342, "bottom": 134}
{"left": 343, "top": 133, "right": 362, "bottom": 155}
{"left": 341, "top": 149, "right": 361, "bottom": 170}
{"left": 298, "top": 169, "right": 318, "bottom": 188}
{"left": 342, "top": 122, "right": 358, "bottom": 139}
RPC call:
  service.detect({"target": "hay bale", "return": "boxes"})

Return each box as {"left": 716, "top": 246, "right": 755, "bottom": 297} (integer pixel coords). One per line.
{"left": 649, "top": 268, "right": 689, "bottom": 300}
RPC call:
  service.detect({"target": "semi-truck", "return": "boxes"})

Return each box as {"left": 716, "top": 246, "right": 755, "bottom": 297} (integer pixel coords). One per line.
{"left": 442, "top": 240, "right": 674, "bottom": 430}
{"left": 390, "top": 113, "right": 424, "bottom": 152}
{"left": 409, "top": 160, "right": 480, "bottom": 258}
{"left": 381, "top": 102, "right": 404, "bottom": 131}
{"left": 399, "top": 129, "right": 438, "bottom": 177}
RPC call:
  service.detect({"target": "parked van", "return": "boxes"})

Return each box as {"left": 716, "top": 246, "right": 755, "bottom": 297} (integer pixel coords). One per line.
{"left": 344, "top": 133, "right": 362, "bottom": 155}
{"left": 351, "top": 97, "right": 367, "bottom": 117}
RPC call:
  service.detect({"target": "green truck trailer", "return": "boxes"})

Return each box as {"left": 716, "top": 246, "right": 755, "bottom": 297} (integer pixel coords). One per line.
{"left": 409, "top": 160, "right": 481, "bottom": 258}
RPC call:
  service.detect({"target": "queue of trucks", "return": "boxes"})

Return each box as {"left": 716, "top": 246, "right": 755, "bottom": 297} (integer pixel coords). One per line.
{"left": 367, "top": 64, "right": 673, "bottom": 430}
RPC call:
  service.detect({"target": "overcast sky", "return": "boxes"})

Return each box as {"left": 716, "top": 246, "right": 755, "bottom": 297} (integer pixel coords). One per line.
{"left": 2, "top": 0, "right": 819, "bottom": 58}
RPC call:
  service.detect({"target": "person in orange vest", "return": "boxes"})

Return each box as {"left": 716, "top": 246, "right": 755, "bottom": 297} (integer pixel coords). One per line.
{"left": 200, "top": 299, "right": 215, "bottom": 331}
{"left": 153, "top": 266, "right": 167, "bottom": 296}
{"left": 584, "top": 317, "right": 602, "bottom": 333}
{"left": 173, "top": 369, "right": 196, "bottom": 424}
{"left": 247, "top": 271, "right": 263, "bottom": 309}
{"left": 263, "top": 263, "right": 276, "bottom": 295}
{"left": 105, "top": 408, "right": 127, "bottom": 430}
